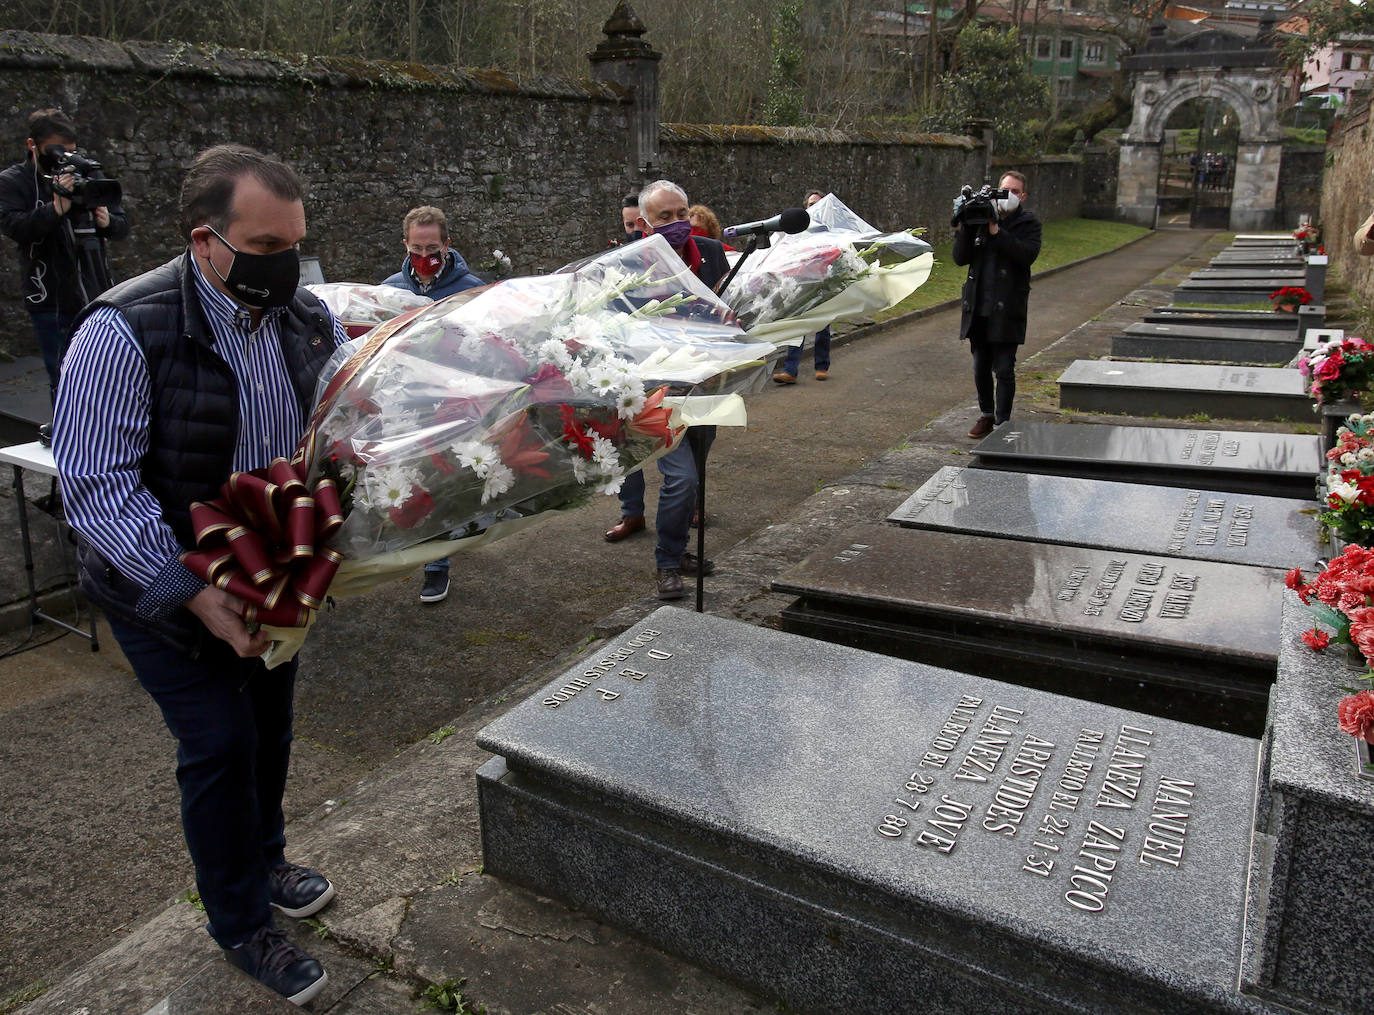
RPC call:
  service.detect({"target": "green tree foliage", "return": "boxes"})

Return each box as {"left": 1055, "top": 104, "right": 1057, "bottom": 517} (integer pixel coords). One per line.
{"left": 765, "top": 0, "right": 804, "bottom": 125}
{"left": 919, "top": 24, "right": 1050, "bottom": 156}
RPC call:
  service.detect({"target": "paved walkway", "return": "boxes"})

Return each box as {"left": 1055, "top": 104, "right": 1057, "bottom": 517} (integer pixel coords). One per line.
{"left": 3, "top": 227, "right": 1276, "bottom": 1013}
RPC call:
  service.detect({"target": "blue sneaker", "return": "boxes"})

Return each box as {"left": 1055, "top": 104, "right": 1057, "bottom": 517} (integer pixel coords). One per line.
{"left": 223, "top": 924, "right": 327, "bottom": 1005}
{"left": 269, "top": 861, "right": 335, "bottom": 919}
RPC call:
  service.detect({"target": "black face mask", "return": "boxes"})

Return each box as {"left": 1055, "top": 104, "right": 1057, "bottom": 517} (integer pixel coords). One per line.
{"left": 205, "top": 225, "right": 300, "bottom": 308}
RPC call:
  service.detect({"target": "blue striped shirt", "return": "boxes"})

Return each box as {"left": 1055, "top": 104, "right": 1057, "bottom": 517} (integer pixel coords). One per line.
{"left": 53, "top": 255, "right": 345, "bottom": 619}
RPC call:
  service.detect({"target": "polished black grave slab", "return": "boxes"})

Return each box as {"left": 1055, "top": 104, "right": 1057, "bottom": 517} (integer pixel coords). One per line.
{"left": 478, "top": 607, "right": 1278, "bottom": 1015}
{"left": 1143, "top": 308, "right": 1296, "bottom": 332}
{"left": 890, "top": 466, "right": 1322, "bottom": 571}
{"left": 969, "top": 421, "right": 1318, "bottom": 499}
{"left": 1173, "top": 279, "right": 1294, "bottom": 305}
{"left": 1189, "top": 268, "right": 1304, "bottom": 282}
{"left": 1057, "top": 361, "right": 1310, "bottom": 421}
{"left": 774, "top": 524, "right": 1282, "bottom": 735}
{"left": 1111, "top": 322, "right": 1301, "bottom": 364}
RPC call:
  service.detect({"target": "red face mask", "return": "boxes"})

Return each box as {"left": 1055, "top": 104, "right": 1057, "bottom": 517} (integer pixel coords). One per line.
{"left": 409, "top": 251, "right": 444, "bottom": 276}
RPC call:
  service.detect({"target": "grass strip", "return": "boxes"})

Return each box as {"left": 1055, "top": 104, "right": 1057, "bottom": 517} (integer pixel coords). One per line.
{"left": 874, "top": 218, "right": 1151, "bottom": 323}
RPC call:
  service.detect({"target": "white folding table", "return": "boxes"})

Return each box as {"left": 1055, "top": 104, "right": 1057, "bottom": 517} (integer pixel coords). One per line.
{"left": 0, "top": 441, "right": 99, "bottom": 648}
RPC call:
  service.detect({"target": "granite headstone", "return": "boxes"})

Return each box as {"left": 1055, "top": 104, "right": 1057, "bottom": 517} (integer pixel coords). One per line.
{"left": 1111, "top": 323, "right": 1301, "bottom": 364}
{"left": 477, "top": 608, "right": 1279, "bottom": 1015}
{"left": 970, "top": 421, "right": 1319, "bottom": 499}
{"left": 773, "top": 524, "right": 1283, "bottom": 735}
{"left": 889, "top": 466, "right": 1323, "bottom": 570}
{"left": 1143, "top": 308, "right": 1296, "bottom": 332}
{"left": 1057, "top": 361, "right": 1310, "bottom": 421}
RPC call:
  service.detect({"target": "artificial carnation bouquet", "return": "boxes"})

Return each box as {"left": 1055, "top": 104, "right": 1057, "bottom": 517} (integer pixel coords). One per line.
{"left": 1269, "top": 285, "right": 1312, "bottom": 312}
{"left": 1322, "top": 414, "right": 1374, "bottom": 546}
{"left": 1286, "top": 547, "right": 1374, "bottom": 750}
{"left": 1298, "top": 336, "right": 1374, "bottom": 407}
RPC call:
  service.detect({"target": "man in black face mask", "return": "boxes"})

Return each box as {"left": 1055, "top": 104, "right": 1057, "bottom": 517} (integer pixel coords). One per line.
{"left": 0, "top": 108, "right": 130, "bottom": 403}
{"left": 52, "top": 144, "right": 348, "bottom": 1007}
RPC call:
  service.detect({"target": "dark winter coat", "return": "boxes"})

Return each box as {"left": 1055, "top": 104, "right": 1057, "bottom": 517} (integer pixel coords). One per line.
{"left": 0, "top": 156, "right": 130, "bottom": 316}
{"left": 952, "top": 206, "right": 1042, "bottom": 346}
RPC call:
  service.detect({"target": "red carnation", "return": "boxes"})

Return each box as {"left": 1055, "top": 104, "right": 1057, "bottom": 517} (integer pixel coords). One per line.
{"left": 1285, "top": 567, "right": 1306, "bottom": 591}
{"left": 1337, "top": 689, "right": 1374, "bottom": 744}
{"left": 1301, "top": 628, "right": 1331, "bottom": 651}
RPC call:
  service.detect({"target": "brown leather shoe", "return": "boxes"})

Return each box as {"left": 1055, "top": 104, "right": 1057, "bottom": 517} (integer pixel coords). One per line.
{"left": 656, "top": 567, "right": 685, "bottom": 600}
{"left": 680, "top": 552, "right": 716, "bottom": 576}
{"left": 772, "top": 372, "right": 797, "bottom": 385}
{"left": 604, "top": 515, "right": 646, "bottom": 542}
{"left": 967, "top": 416, "right": 995, "bottom": 439}
{"left": 814, "top": 370, "right": 829, "bottom": 381}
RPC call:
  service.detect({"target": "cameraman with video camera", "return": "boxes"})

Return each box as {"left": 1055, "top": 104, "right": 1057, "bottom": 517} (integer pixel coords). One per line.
{"left": 1, "top": 108, "right": 129, "bottom": 403}
{"left": 951, "top": 171, "right": 1040, "bottom": 439}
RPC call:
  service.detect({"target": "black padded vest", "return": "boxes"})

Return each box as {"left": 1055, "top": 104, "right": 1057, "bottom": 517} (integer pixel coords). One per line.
{"left": 73, "top": 252, "right": 335, "bottom": 546}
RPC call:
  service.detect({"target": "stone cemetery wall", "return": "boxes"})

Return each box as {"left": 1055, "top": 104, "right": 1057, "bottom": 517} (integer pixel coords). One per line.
{"left": 0, "top": 29, "right": 1095, "bottom": 361}
{"left": 0, "top": 30, "right": 632, "bottom": 355}
{"left": 657, "top": 124, "right": 983, "bottom": 244}
{"left": 995, "top": 154, "right": 1083, "bottom": 223}
{"left": 1321, "top": 84, "right": 1374, "bottom": 304}
{"left": 1080, "top": 142, "right": 1120, "bottom": 220}
{"left": 1276, "top": 145, "right": 1324, "bottom": 228}
{"left": 658, "top": 125, "right": 1087, "bottom": 249}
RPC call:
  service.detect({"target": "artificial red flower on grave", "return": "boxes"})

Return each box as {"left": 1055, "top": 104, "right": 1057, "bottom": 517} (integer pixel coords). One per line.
{"left": 1338, "top": 689, "right": 1374, "bottom": 744}
{"left": 1302, "top": 628, "right": 1331, "bottom": 651}
{"left": 1315, "top": 351, "right": 1345, "bottom": 382}
{"left": 1270, "top": 285, "right": 1313, "bottom": 307}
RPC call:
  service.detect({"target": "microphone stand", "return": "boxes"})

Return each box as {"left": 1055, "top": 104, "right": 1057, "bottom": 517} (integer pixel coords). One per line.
{"left": 682, "top": 230, "right": 774, "bottom": 612}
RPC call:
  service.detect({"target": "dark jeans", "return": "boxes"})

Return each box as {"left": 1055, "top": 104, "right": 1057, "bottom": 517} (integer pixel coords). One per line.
{"left": 29, "top": 311, "right": 73, "bottom": 405}
{"left": 781, "top": 326, "right": 831, "bottom": 375}
{"left": 619, "top": 426, "right": 717, "bottom": 569}
{"left": 108, "top": 614, "right": 298, "bottom": 947}
{"left": 968, "top": 325, "right": 1018, "bottom": 425}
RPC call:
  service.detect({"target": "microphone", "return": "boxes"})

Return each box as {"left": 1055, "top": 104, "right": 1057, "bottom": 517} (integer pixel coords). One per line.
{"left": 722, "top": 207, "right": 810, "bottom": 239}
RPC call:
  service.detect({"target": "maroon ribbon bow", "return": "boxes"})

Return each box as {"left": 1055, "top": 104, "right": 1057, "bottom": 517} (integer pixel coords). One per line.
{"left": 180, "top": 458, "right": 345, "bottom": 627}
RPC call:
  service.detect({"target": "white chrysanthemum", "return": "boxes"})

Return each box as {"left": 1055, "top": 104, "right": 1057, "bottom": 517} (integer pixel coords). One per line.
{"left": 482, "top": 462, "right": 515, "bottom": 503}
{"left": 458, "top": 329, "right": 485, "bottom": 360}
{"left": 584, "top": 360, "right": 623, "bottom": 397}
{"left": 597, "top": 472, "right": 625, "bottom": 497}
{"left": 616, "top": 388, "right": 647, "bottom": 419}
{"left": 537, "top": 338, "right": 574, "bottom": 371}
{"left": 590, "top": 435, "right": 618, "bottom": 468}
{"left": 1342, "top": 452, "right": 1358, "bottom": 466}
{"left": 570, "top": 457, "right": 589, "bottom": 484}
{"left": 363, "top": 463, "right": 420, "bottom": 509}
{"left": 1359, "top": 448, "right": 1374, "bottom": 463}
{"left": 451, "top": 440, "right": 495, "bottom": 477}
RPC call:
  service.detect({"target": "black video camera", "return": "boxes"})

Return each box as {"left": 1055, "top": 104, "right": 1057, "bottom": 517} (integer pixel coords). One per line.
{"left": 951, "top": 184, "right": 1010, "bottom": 229}
{"left": 44, "top": 145, "right": 122, "bottom": 210}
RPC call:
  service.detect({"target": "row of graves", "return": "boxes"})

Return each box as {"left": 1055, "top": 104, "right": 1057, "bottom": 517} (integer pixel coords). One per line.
{"left": 474, "top": 233, "right": 1374, "bottom": 1014}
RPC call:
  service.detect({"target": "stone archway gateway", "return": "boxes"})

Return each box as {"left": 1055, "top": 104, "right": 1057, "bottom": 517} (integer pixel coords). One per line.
{"left": 1116, "top": 20, "right": 1285, "bottom": 230}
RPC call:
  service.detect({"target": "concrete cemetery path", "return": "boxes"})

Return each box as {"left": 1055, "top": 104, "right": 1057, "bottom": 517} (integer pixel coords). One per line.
{"left": 1, "top": 226, "right": 1258, "bottom": 1013}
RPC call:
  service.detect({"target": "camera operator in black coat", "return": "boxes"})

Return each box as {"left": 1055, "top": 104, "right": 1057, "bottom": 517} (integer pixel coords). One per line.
{"left": 0, "top": 108, "right": 130, "bottom": 402}
{"left": 952, "top": 170, "right": 1040, "bottom": 439}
